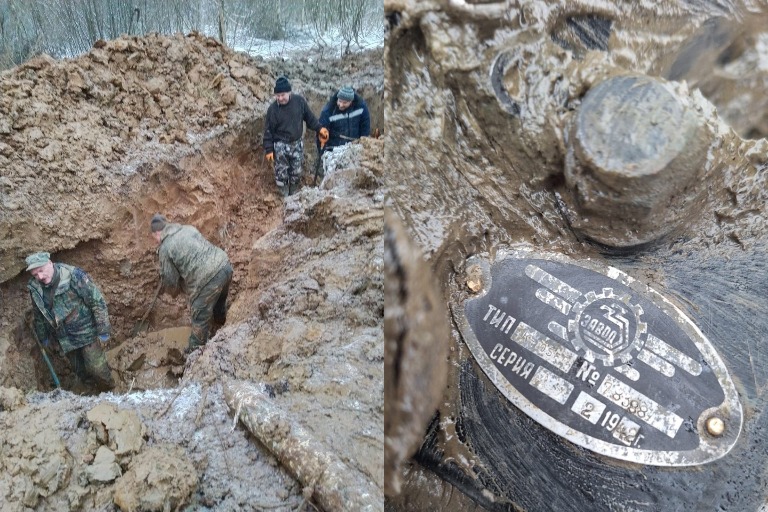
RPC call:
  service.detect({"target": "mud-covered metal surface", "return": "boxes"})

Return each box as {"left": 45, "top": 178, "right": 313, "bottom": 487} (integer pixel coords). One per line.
{"left": 453, "top": 248, "right": 742, "bottom": 466}
{"left": 384, "top": 0, "right": 768, "bottom": 510}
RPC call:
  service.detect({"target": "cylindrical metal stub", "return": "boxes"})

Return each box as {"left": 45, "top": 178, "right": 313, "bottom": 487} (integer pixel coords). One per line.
{"left": 563, "top": 74, "right": 712, "bottom": 247}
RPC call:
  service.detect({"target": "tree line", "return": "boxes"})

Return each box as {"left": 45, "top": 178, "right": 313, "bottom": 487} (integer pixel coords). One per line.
{"left": 0, "top": 0, "right": 382, "bottom": 69}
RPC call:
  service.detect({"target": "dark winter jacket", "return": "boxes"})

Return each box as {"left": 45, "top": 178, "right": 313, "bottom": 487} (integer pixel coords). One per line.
{"left": 157, "top": 223, "right": 230, "bottom": 303}
{"left": 262, "top": 94, "right": 321, "bottom": 154}
{"left": 318, "top": 93, "right": 371, "bottom": 149}
{"left": 29, "top": 263, "right": 111, "bottom": 353}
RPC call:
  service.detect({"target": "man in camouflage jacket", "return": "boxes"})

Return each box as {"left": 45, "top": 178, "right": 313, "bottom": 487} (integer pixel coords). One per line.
{"left": 150, "top": 214, "right": 233, "bottom": 350}
{"left": 26, "top": 251, "right": 114, "bottom": 391}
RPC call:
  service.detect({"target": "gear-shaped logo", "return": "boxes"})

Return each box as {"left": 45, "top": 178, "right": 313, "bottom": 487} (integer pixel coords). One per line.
{"left": 568, "top": 287, "right": 647, "bottom": 366}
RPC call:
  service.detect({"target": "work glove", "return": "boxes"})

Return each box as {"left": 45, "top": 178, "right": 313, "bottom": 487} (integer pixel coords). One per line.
{"left": 98, "top": 334, "right": 110, "bottom": 344}
{"left": 265, "top": 152, "right": 274, "bottom": 163}
{"left": 318, "top": 128, "right": 329, "bottom": 149}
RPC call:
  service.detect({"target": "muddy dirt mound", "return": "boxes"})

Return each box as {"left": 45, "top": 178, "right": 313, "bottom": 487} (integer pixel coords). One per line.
{"left": 113, "top": 445, "right": 198, "bottom": 511}
{"left": 0, "top": 32, "right": 272, "bottom": 281}
{"left": 0, "top": 34, "right": 386, "bottom": 284}
{"left": 273, "top": 47, "right": 384, "bottom": 94}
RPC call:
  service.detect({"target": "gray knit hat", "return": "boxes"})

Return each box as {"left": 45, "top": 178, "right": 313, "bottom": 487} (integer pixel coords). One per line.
{"left": 150, "top": 213, "right": 167, "bottom": 233}
{"left": 337, "top": 86, "right": 354, "bottom": 102}
{"left": 25, "top": 251, "right": 51, "bottom": 271}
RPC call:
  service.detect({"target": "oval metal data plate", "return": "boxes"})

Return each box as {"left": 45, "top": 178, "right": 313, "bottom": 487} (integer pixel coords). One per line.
{"left": 454, "top": 248, "right": 742, "bottom": 466}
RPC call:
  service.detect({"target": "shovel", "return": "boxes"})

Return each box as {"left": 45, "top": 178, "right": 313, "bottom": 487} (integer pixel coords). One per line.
{"left": 130, "top": 280, "right": 162, "bottom": 336}
{"left": 25, "top": 311, "right": 60, "bottom": 389}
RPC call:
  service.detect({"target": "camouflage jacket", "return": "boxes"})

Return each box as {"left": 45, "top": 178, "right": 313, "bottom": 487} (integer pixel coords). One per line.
{"left": 28, "top": 263, "right": 111, "bottom": 353}
{"left": 157, "top": 223, "right": 230, "bottom": 303}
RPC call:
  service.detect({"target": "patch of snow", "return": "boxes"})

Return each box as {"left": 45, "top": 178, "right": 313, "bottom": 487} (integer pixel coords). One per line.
{"left": 231, "top": 24, "right": 384, "bottom": 60}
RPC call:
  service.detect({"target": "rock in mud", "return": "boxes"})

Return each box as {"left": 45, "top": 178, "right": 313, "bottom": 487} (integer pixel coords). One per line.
{"left": 86, "top": 446, "right": 121, "bottom": 483}
{"left": 87, "top": 403, "right": 145, "bottom": 457}
{"left": 113, "top": 444, "right": 197, "bottom": 512}
{"left": 0, "top": 386, "right": 25, "bottom": 411}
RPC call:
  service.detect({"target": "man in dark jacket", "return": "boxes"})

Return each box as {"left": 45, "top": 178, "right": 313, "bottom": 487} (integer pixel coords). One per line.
{"left": 150, "top": 214, "right": 233, "bottom": 351}
{"left": 26, "top": 251, "right": 114, "bottom": 391}
{"left": 263, "top": 76, "right": 329, "bottom": 196}
{"left": 319, "top": 86, "right": 371, "bottom": 151}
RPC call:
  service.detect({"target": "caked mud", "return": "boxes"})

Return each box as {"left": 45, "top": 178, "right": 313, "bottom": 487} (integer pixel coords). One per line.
{"left": 0, "top": 34, "right": 384, "bottom": 511}
{"left": 384, "top": 1, "right": 767, "bottom": 511}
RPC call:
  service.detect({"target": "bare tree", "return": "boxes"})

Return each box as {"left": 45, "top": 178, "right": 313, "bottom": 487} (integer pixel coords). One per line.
{"left": 0, "top": 0, "right": 382, "bottom": 70}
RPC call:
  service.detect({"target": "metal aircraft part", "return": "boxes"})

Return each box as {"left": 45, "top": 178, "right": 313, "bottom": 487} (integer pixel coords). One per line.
{"left": 452, "top": 247, "right": 742, "bottom": 466}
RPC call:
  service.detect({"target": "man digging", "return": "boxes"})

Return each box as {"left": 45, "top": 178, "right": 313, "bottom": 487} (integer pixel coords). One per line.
{"left": 150, "top": 214, "right": 233, "bottom": 352}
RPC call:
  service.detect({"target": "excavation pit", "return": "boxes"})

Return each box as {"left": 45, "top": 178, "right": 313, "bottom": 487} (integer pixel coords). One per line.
{"left": 1, "top": 125, "right": 285, "bottom": 394}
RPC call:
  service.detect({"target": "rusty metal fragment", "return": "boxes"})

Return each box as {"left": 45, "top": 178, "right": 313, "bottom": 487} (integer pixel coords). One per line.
{"left": 384, "top": 208, "right": 449, "bottom": 496}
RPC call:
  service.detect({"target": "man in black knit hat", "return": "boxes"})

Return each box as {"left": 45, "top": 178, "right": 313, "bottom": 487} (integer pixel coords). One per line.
{"left": 263, "top": 76, "right": 328, "bottom": 196}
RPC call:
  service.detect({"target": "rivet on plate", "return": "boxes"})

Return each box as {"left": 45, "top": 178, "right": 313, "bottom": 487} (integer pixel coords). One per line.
{"left": 706, "top": 416, "right": 725, "bottom": 437}
{"left": 466, "top": 264, "right": 483, "bottom": 293}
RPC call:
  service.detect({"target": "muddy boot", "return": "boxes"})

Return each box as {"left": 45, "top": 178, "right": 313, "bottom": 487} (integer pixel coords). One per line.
{"left": 187, "top": 330, "right": 205, "bottom": 354}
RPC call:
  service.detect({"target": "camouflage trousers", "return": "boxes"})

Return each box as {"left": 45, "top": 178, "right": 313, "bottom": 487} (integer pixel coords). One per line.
{"left": 189, "top": 262, "right": 233, "bottom": 350}
{"left": 66, "top": 339, "right": 114, "bottom": 391}
{"left": 274, "top": 139, "right": 304, "bottom": 194}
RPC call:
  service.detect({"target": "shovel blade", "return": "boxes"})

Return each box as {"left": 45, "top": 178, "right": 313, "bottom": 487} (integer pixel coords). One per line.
{"left": 130, "top": 320, "right": 149, "bottom": 337}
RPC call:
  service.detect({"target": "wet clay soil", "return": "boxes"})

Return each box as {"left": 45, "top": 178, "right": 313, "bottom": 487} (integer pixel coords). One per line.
{"left": 0, "top": 33, "right": 384, "bottom": 511}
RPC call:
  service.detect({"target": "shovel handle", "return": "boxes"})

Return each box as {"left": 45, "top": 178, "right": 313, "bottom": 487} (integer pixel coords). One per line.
{"left": 138, "top": 280, "right": 163, "bottom": 324}
{"left": 25, "top": 310, "right": 61, "bottom": 388}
